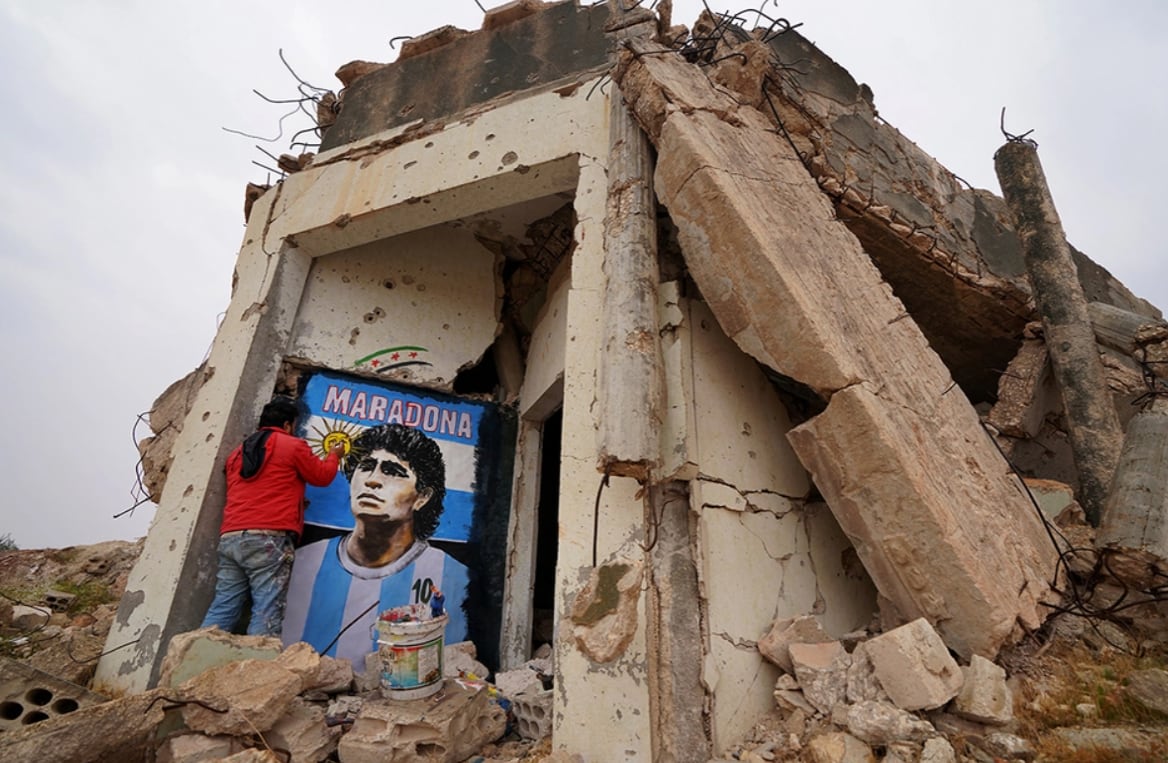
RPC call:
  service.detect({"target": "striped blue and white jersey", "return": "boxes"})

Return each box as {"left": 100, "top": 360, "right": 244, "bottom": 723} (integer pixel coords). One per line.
{"left": 282, "top": 537, "right": 469, "bottom": 670}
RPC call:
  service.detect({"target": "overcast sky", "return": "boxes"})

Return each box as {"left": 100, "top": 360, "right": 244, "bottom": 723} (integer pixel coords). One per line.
{"left": 1, "top": 1, "right": 1163, "bottom": 550}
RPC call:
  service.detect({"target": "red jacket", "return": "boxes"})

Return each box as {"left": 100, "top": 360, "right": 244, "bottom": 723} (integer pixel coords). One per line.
{"left": 219, "top": 427, "right": 340, "bottom": 537}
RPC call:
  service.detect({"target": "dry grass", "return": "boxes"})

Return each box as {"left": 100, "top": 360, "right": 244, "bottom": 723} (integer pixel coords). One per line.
{"left": 1008, "top": 631, "right": 1168, "bottom": 762}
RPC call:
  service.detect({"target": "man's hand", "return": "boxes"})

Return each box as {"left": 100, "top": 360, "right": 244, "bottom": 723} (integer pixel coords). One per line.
{"left": 330, "top": 441, "right": 346, "bottom": 458}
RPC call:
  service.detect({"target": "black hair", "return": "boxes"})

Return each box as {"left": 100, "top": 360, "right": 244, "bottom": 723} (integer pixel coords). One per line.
{"left": 344, "top": 424, "right": 446, "bottom": 540}
{"left": 258, "top": 396, "right": 300, "bottom": 429}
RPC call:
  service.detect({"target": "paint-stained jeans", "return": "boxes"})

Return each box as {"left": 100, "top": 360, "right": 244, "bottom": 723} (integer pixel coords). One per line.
{"left": 201, "top": 531, "right": 295, "bottom": 637}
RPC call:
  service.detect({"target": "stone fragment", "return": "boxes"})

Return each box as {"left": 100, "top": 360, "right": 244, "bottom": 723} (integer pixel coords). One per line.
{"left": 920, "top": 737, "right": 956, "bottom": 763}
{"left": 844, "top": 700, "right": 934, "bottom": 745}
{"left": 326, "top": 695, "right": 364, "bottom": 725}
{"left": 1049, "top": 727, "right": 1168, "bottom": 759}
{"left": 275, "top": 641, "right": 322, "bottom": 692}
{"left": 789, "top": 641, "right": 852, "bottom": 714}
{"left": 953, "top": 655, "right": 1012, "bottom": 725}
{"left": 158, "top": 627, "right": 283, "bottom": 688}
{"left": 354, "top": 653, "right": 380, "bottom": 693}
{"left": 11, "top": 605, "right": 50, "bottom": 630}
{"left": 306, "top": 655, "right": 353, "bottom": 695}
{"left": 219, "top": 750, "right": 282, "bottom": 762}
{"left": 774, "top": 672, "right": 817, "bottom": 715}
{"left": 155, "top": 733, "right": 242, "bottom": 763}
{"left": 805, "top": 731, "right": 874, "bottom": 763}
{"left": 337, "top": 682, "right": 506, "bottom": 763}
{"left": 758, "top": 615, "right": 831, "bottom": 673}
{"left": 512, "top": 689, "right": 553, "bottom": 740}
{"left": 494, "top": 666, "right": 544, "bottom": 698}
{"left": 881, "top": 742, "right": 918, "bottom": 763}
{"left": 266, "top": 698, "right": 336, "bottom": 763}
{"left": 864, "top": 619, "right": 962, "bottom": 710}
{"left": 845, "top": 643, "right": 887, "bottom": 704}
{"left": 444, "top": 645, "right": 488, "bottom": 679}
{"left": 179, "top": 658, "right": 301, "bottom": 736}
{"left": 977, "top": 731, "right": 1034, "bottom": 761}
{"left": 1123, "top": 668, "right": 1168, "bottom": 716}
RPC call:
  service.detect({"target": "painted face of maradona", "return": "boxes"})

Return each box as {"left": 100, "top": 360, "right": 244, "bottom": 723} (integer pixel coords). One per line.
{"left": 349, "top": 449, "right": 432, "bottom": 522}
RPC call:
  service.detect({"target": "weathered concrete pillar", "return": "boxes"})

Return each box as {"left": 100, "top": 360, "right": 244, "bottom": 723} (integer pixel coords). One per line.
{"left": 645, "top": 482, "right": 711, "bottom": 763}
{"left": 599, "top": 1, "right": 663, "bottom": 479}
{"left": 94, "top": 189, "right": 315, "bottom": 694}
{"left": 1097, "top": 398, "right": 1168, "bottom": 586}
{"left": 995, "top": 141, "right": 1123, "bottom": 525}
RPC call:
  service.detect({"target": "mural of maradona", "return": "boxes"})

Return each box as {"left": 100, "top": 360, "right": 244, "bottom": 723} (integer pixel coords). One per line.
{"left": 282, "top": 423, "right": 469, "bottom": 669}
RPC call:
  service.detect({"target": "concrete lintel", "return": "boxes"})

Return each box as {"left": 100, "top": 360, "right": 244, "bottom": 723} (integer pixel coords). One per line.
{"left": 270, "top": 84, "right": 609, "bottom": 257}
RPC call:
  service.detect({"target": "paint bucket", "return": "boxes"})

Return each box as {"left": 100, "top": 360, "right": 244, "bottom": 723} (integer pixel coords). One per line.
{"left": 373, "top": 603, "right": 449, "bottom": 700}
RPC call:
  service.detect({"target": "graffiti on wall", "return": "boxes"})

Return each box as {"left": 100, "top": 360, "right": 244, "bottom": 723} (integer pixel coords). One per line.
{"left": 281, "top": 370, "right": 505, "bottom": 671}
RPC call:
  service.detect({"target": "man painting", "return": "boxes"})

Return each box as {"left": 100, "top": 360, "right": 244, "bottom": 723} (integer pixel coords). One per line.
{"left": 201, "top": 396, "right": 344, "bottom": 636}
{"left": 282, "top": 423, "right": 468, "bottom": 668}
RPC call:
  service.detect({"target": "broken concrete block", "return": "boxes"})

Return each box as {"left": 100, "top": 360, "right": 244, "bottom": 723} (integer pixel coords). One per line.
{"left": 179, "top": 658, "right": 301, "bottom": 736}
{"left": 864, "top": 619, "right": 963, "bottom": 711}
{"left": 805, "top": 731, "right": 874, "bottom": 763}
{"left": 266, "top": 697, "right": 336, "bottom": 763}
{"left": 306, "top": 655, "right": 353, "bottom": 695}
{"left": 0, "top": 687, "right": 170, "bottom": 763}
{"left": 275, "top": 641, "right": 322, "bottom": 692}
{"left": 43, "top": 590, "right": 75, "bottom": 613}
{"left": 158, "top": 627, "right": 283, "bottom": 688}
{"left": 953, "top": 655, "right": 1012, "bottom": 725}
{"left": 920, "top": 737, "right": 957, "bottom": 763}
{"left": 789, "top": 641, "right": 852, "bottom": 714}
{"left": 337, "top": 682, "right": 506, "bottom": 763}
{"left": 155, "top": 733, "right": 242, "bottom": 763}
{"left": 844, "top": 700, "right": 935, "bottom": 746}
{"left": 758, "top": 615, "right": 830, "bottom": 674}
{"left": 494, "top": 666, "right": 544, "bottom": 698}
{"left": 512, "top": 688, "right": 553, "bottom": 740}
{"left": 0, "top": 657, "right": 107, "bottom": 733}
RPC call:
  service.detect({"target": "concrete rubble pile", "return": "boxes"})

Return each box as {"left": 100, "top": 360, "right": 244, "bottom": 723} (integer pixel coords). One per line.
{"left": 719, "top": 614, "right": 1024, "bottom": 762}
{"left": 0, "top": 627, "right": 528, "bottom": 763}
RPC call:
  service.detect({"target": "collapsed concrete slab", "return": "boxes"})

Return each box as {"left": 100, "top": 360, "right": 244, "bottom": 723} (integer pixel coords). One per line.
{"left": 613, "top": 39, "right": 1056, "bottom": 659}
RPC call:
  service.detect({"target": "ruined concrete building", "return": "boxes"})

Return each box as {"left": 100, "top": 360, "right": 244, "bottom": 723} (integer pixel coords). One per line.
{"left": 94, "top": 2, "right": 1165, "bottom": 759}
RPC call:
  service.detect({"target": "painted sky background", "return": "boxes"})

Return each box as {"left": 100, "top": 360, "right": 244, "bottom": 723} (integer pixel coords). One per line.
{"left": 1, "top": 0, "right": 1163, "bottom": 549}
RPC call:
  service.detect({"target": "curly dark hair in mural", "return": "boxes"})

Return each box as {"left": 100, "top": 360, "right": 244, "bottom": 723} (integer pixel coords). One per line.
{"left": 343, "top": 423, "right": 446, "bottom": 540}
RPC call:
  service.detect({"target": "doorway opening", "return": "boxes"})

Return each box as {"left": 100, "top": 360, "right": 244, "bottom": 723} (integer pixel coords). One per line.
{"left": 531, "top": 407, "right": 562, "bottom": 652}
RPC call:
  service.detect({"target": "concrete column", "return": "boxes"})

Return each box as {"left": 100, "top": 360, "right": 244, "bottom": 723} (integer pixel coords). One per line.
{"left": 645, "top": 481, "right": 711, "bottom": 763}
{"left": 995, "top": 140, "right": 1123, "bottom": 525}
{"left": 94, "top": 189, "right": 315, "bottom": 693}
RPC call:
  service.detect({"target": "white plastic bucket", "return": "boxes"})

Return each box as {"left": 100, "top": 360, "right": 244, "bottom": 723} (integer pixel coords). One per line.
{"left": 374, "top": 603, "right": 449, "bottom": 700}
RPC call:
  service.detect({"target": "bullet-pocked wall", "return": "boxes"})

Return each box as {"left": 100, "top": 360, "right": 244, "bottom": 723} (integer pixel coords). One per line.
{"left": 287, "top": 226, "right": 500, "bottom": 382}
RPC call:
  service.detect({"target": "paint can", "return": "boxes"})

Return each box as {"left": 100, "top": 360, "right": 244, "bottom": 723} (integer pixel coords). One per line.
{"left": 373, "top": 603, "right": 449, "bottom": 700}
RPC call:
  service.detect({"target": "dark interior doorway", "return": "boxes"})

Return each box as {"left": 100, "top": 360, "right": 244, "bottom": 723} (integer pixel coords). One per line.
{"left": 531, "top": 408, "right": 561, "bottom": 651}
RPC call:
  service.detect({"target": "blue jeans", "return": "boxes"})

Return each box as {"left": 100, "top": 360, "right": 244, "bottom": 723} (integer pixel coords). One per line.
{"left": 201, "top": 531, "right": 295, "bottom": 637}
